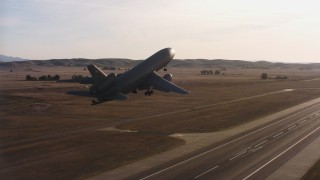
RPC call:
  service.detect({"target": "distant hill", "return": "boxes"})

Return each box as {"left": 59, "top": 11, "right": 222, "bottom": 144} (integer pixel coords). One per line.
{"left": 0, "top": 55, "right": 28, "bottom": 62}
{"left": 0, "top": 57, "right": 319, "bottom": 69}
{"left": 0, "top": 58, "right": 140, "bottom": 68}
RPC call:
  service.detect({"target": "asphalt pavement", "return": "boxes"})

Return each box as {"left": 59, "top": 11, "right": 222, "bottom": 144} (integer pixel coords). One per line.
{"left": 90, "top": 97, "right": 320, "bottom": 180}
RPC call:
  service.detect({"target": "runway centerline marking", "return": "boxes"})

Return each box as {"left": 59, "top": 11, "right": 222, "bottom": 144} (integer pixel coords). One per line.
{"left": 300, "top": 120, "right": 307, "bottom": 124}
{"left": 229, "top": 150, "right": 247, "bottom": 161}
{"left": 252, "top": 146, "right": 263, "bottom": 152}
{"left": 273, "top": 132, "right": 284, "bottom": 138}
{"left": 288, "top": 125, "right": 297, "bottom": 130}
{"left": 254, "top": 140, "right": 268, "bottom": 148}
{"left": 243, "top": 126, "right": 320, "bottom": 180}
{"left": 235, "top": 149, "right": 249, "bottom": 156}
{"left": 139, "top": 103, "right": 320, "bottom": 180}
{"left": 249, "top": 146, "right": 264, "bottom": 153}
{"left": 194, "top": 166, "right": 219, "bottom": 179}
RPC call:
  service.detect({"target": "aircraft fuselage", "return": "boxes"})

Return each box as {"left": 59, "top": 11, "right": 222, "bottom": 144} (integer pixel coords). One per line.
{"left": 87, "top": 47, "right": 188, "bottom": 104}
{"left": 113, "top": 48, "right": 175, "bottom": 94}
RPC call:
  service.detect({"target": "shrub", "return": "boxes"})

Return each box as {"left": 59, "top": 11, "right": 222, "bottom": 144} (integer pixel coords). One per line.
{"left": 26, "top": 75, "right": 32, "bottom": 80}
{"left": 261, "top": 73, "right": 268, "bottom": 80}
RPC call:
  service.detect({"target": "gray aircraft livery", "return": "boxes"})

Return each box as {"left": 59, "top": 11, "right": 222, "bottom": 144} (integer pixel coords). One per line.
{"left": 87, "top": 48, "right": 189, "bottom": 104}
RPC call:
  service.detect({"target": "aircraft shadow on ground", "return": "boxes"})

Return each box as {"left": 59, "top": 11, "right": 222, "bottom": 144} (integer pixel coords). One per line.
{"left": 66, "top": 90, "right": 92, "bottom": 97}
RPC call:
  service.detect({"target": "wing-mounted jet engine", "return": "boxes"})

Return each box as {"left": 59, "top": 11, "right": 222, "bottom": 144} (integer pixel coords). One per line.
{"left": 163, "top": 74, "right": 172, "bottom": 81}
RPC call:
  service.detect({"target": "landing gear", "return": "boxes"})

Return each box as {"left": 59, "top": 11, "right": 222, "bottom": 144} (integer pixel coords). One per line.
{"left": 92, "top": 99, "right": 99, "bottom": 105}
{"left": 145, "top": 90, "right": 153, "bottom": 96}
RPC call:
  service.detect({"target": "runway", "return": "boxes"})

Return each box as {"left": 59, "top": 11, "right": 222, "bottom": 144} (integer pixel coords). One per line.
{"left": 130, "top": 101, "right": 320, "bottom": 180}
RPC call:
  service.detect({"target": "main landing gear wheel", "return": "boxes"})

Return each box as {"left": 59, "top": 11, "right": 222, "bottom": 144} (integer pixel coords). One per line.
{"left": 92, "top": 99, "right": 99, "bottom": 105}
{"left": 145, "top": 90, "right": 153, "bottom": 96}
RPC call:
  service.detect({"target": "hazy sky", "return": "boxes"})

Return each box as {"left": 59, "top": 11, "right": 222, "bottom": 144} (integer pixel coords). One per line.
{"left": 0, "top": 0, "right": 319, "bottom": 63}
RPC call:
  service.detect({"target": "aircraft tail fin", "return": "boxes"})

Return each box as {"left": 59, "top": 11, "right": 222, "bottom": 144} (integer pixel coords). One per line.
{"left": 87, "top": 64, "right": 107, "bottom": 83}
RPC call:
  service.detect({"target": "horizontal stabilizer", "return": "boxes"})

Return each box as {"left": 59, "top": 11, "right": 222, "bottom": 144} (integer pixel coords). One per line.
{"left": 87, "top": 64, "right": 107, "bottom": 83}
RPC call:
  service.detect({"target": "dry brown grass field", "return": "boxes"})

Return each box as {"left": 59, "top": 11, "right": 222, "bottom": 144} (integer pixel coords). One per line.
{"left": 302, "top": 159, "right": 320, "bottom": 179}
{"left": 1, "top": 66, "right": 320, "bottom": 179}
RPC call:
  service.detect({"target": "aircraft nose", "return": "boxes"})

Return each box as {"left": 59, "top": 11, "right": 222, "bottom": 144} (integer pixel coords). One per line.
{"left": 167, "top": 48, "right": 175, "bottom": 59}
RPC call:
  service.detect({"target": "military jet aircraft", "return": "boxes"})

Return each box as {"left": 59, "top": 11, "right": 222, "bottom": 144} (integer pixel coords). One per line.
{"left": 87, "top": 48, "right": 189, "bottom": 104}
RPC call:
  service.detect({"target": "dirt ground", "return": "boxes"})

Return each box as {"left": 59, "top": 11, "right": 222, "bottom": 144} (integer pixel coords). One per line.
{"left": 303, "top": 159, "right": 320, "bottom": 179}
{"left": 1, "top": 66, "right": 320, "bottom": 179}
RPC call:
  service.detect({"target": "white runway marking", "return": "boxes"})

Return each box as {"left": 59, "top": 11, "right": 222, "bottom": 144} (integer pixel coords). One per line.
{"left": 139, "top": 104, "right": 320, "bottom": 180}
{"left": 254, "top": 140, "right": 268, "bottom": 148}
{"left": 194, "top": 166, "right": 219, "bottom": 179}
{"left": 288, "top": 125, "right": 297, "bottom": 130}
{"left": 273, "top": 132, "right": 284, "bottom": 138}
{"left": 229, "top": 150, "right": 247, "bottom": 161}
{"left": 300, "top": 120, "right": 307, "bottom": 124}
{"left": 250, "top": 146, "right": 264, "bottom": 152}
{"left": 243, "top": 126, "right": 320, "bottom": 180}
{"left": 236, "top": 149, "right": 249, "bottom": 156}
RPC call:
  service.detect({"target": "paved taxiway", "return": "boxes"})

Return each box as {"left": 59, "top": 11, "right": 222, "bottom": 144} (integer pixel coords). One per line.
{"left": 92, "top": 99, "right": 320, "bottom": 179}
{"left": 267, "top": 134, "right": 320, "bottom": 179}
{"left": 126, "top": 100, "right": 320, "bottom": 180}
{"left": 88, "top": 97, "right": 320, "bottom": 180}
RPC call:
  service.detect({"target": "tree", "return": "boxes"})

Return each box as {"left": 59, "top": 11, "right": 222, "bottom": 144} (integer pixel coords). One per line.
{"left": 72, "top": 75, "right": 82, "bottom": 79}
{"left": 53, "top": 74, "right": 60, "bottom": 80}
{"left": 39, "top": 75, "right": 47, "bottom": 81}
{"left": 261, "top": 73, "right": 268, "bottom": 80}
{"left": 26, "top": 75, "right": 32, "bottom": 81}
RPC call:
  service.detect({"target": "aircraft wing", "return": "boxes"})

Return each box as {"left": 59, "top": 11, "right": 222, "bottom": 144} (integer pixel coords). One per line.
{"left": 144, "top": 72, "right": 189, "bottom": 94}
